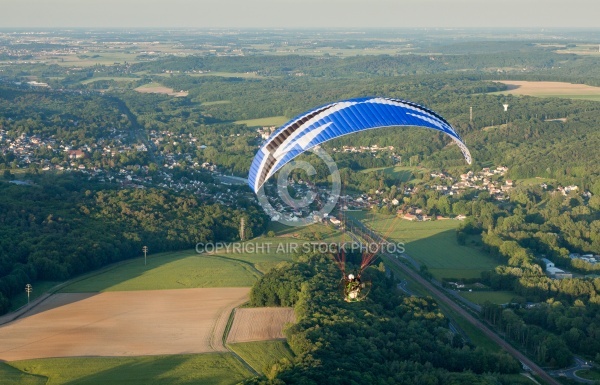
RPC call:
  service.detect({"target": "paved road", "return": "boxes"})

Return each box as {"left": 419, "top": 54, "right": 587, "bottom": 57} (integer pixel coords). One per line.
{"left": 445, "top": 288, "right": 482, "bottom": 313}
{"left": 342, "top": 216, "right": 562, "bottom": 385}
{"left": 218, "top": 175, "right": 248, "bottom": 185}
{"left": 549, "top": 357, "right": 595, "bottom": 384}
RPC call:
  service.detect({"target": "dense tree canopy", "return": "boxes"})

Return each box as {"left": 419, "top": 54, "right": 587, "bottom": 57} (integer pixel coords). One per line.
{"left": 246, "top": 254, "right": 521, "bottom": 384}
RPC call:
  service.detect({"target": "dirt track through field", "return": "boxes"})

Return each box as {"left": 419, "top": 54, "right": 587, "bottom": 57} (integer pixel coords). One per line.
{"left": 227, "top": 308, "right": 295, "bottom": 343}
{"left": 0, "top": 288, "right": 249, "bottom": 361}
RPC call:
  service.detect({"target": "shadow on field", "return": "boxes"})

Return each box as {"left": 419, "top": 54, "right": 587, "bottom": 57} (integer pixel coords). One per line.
{"left": 61, "top": 355, "right": 243, "bottom": 385}
{"left": 0, "top": 361, "right": 47, "bottom": 385}
{"left": 0, "top": 293, "right": 98, "bottom": 326}
{"left": 24, "top": 293, "right": 98, "bottom": 318}
{"left": 55, "top": 250, "right": 259, "bottom": 293}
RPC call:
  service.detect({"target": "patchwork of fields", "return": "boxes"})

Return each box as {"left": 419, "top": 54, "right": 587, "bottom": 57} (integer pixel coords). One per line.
{"left": 0, "top": 243, "right": 304, "bottom": 384}
{"left": 0, "top": 216, "right": 505, "bottom": 383}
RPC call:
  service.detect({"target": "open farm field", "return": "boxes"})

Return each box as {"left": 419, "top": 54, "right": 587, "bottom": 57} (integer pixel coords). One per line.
{"left": 6, "top": 354, "right": 250, "bottom": 385}
{"left": 227, "top": 307, "right": 295, "bottom": 343}
{"left": 228, "top": 341, "right": 294, "bottom": 375}
{"left": 80, "top": 76, "right": 140, "bottom": 84}
{"left": 189, "top": 71, "right": 265, "bottom": 78}
{"left": 202, "top": 100, "right": 232, "bottom": 106}
{"left": 135, "top": 82, "right": 188, "bottom": 97}
{"left": 459, "top": 290, "right": 517, "bottom": 305}
{"left": 0, "top": 288, "right": 249, "bottom": 361}
{"left": 59, "top": 251, "right": 259, "bottom": 292}
{"left": 494, "top": 80, "right": 600, "bottom": 101}
{"left": 214, "top": 223, "right": 347, "bottom": 272}
{"left": 349, "top": 212, "right": 498, "bottom": 280}
{"left": 234, "top": 116, "right": 288, "bottom": 127}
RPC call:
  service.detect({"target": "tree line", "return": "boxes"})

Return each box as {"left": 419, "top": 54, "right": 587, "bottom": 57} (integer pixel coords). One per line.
{"left": 0, "top": 173, "right": 267, "bottom": 314}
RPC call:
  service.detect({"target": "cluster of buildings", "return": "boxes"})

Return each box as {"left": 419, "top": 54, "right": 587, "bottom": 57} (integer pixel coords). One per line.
{"left": 256, "top": 126, "right": 277, "bottom": 140}
{"left": 540, "top": 258, "right": 573, "bottom": 279}
{"left": 0, "top": 126, "right": 247, "bottom": 207}
{"left": 332, "top": 144, "right": 395, "bottom": 154}
{"left": 429, "top": 166, "right": 513, "bottom": 200}
{"left": 0, "top": 127, "right": 132, "bottom": 171}
{"left": 397, "top": 206, "right": 467, "bottom": 222}
{"left": 569, "top": 253, "right": 600, "bottom": 265}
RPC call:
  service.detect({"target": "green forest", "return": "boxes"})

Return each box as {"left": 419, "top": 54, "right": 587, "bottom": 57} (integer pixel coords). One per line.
{"left": 243, "top": 254, "right": 525, "bottom": 385}
{"left": 457, "top": 184, "right": 600, "bottom": 365}
{"left": 0, "top": 173, "right": 266, "bottom": 313}
{"left": 1, "top": 33, "right": 600, "bottom": 381}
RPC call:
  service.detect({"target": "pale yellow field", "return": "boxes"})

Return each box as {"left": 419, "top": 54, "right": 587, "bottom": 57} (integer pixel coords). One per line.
{"left": 234, "top": 116, "right": 288, "bottom": 127}
{"left": 497, "top": 80, "right": 600, "bottom": 100}
{"left": 135, "top": 82, "right": 188, "bottom": 97}
{"left": 226, "top": 307, "right": 295, "bottom": 343}
{"left": 0, "top": 288, "right": 249, "bottom": 361}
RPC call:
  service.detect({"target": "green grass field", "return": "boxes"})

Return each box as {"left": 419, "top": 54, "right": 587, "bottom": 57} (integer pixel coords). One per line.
{"left": 187, "top": 71, "right": 265, "bottom": 79}
{"left": 155, "top": 71, "right": 265, "bottom": 79}
{"left": 59, "top": 250, "right": 260, "bottom": 292}
{"left": 57, "top": 232, "right": 329, "bottom": 292}
{"left": 349, "top": 212, "right": 498, "bottom": 280}
{"left": 0, "top": 362, "right": 45, "bottom": 385}
{"left": 535, "top": 94, "right": 600, "bottom": 102}
{"left": 576, "top": 368, "right": 600, "bottom": 381}
{"left": 459, "top": 291, "right": 517, "bottom": 305}
{"left": 135, "top": 82, "right": 161, "bottom": 89}
{"left": 212, "top": 224, "right": 346, "bottom": 273}
{"left": 202, "top": 100, "right": 231, "bottom": 106}
{"left": 229, "top": 341, "right": 294, "bottom": 376}
{"left": 234, "top": 116, "right": 288, "bottom": 127}
{"left": 266, "top": 221, "right": 342, "bottom": 239}
{"left": 8, "top": 354, "right": 251, "bottom": 385}
{"left": 208, "top": 239, "right": 300, "bottom": 273}
{"left": 80, "top": 77, "right": 140, "bottom": 84}
{"left": 24, "top": 226, "right": 340, "bottom": 295}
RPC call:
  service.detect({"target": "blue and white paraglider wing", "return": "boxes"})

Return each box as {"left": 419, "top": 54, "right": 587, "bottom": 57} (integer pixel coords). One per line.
{"left": 248, "top": 97, "right": 471, "bottom": 193}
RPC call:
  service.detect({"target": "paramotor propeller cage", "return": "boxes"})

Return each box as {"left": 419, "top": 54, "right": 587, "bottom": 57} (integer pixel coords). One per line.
{"left": 340, "top": 276, "right": 371, "bottom": 303}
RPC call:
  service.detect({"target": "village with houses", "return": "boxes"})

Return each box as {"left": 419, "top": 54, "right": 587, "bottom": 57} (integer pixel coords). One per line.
{"left": 0, "top": 127, "right": 246, "bottom": 207}
{"left": 1, "top": 123, "right": 595, "bottom": 242}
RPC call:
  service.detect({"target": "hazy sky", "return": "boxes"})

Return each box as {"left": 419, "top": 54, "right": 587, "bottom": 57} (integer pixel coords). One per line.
{"left": 1, "top": 0, "right": 599, "bottom": 29}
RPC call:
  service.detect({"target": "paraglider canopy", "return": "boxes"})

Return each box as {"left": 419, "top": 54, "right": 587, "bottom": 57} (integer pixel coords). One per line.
{"left": 248, "top": 96, "right": 471, "bottom": 193}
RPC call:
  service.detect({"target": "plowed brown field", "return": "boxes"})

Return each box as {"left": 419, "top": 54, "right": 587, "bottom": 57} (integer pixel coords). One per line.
{"left": 0, "top": 287, "right": 249, "bottom": 361}
{"left": 227, "top": 307, "right": 295, "bottom": 343}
